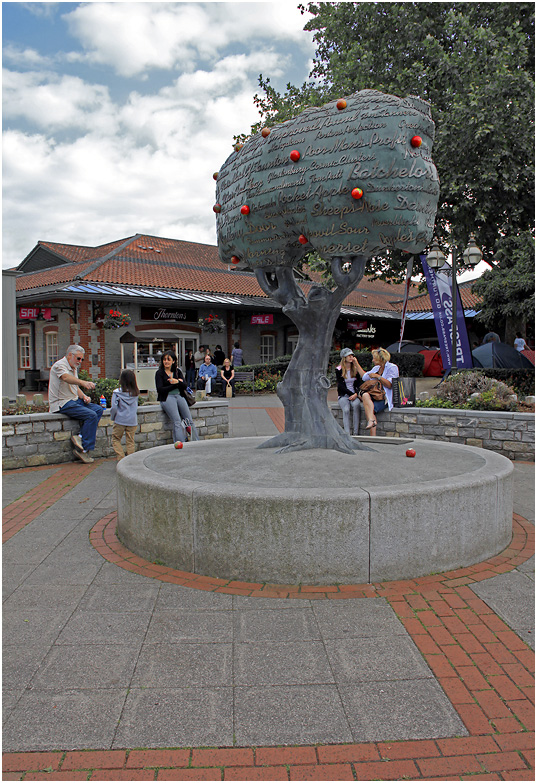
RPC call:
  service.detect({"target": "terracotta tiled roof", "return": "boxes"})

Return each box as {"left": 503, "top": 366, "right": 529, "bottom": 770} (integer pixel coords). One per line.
{"left": 15, "top": 234, "right": 479, "bottom": 313}
{"left": 403, "top": 281, "right": 482, "bottom": 312}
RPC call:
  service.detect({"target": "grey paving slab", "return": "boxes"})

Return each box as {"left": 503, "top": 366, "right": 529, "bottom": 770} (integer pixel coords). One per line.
{"left": 132, "top": 643, "right": 233, "bottom": 687}
{"left": 2, "top": 528, "right": 69, "bottom": 565}
{"left": 2, "top": 468, "right": 57, "bottom": 507}
{"left": 234, "top": 685, "right": 353, "bottom": 746}
{"left": 3, "top": 584, "right": 87, "bottom": 613}
{"left": 55, "top": 611, "right": 153, "bottom": 646}
{"left": 146, "top": 610, "right": 233, "bottom": 644}
{"left": 234, "top": 641, "right": 334, "bottom": 686}
{"left": 233, "top": 608, "right": 320, "bottom": 643}
{"left": 155, "top": 583, "right": 233, "bottom": 611}
{"left": 23, "top": 560, "right": 103, "bottom": 586}
{"left": 471, "top": 569, "right": 535, "bottom": 650}
{"left": 78, "top": 583, "right": 160, "bottom": 613}
{"left": 91, "top": 561, "right": 155, "bottom": 585}
{"left": 232, "top": 595, "right": 309, "bottom": 610}
{"left": 2, "top": 563, "right": 37, "bottom": 600}
{"left": 2, "top": 689, "right": 128, "bottom": 752}
{"left": 113, "top": 687, "right": 234, "bottom": 748}
{"left": 3, "top": 609, "right": 70, "bottom": 648}
{"left": 518, "top": 554, "right": 535, "bottom": 577}
{"left": 312, "top": 598, "right": 407, "bottom": 638}
{"left": 340, "top": 679, "right": 468, "bottom": 742}
{"left": 3, "top": 644, "right": 51, "bottom": 689}
{"left": 229, "top": 407, "right": 279, "bottom": 438}
{"left": 30, "top": 645, "right": 140, "bottom": 690}
{"left": 2, "top": 689, "right": 24, "bottom": 727}
{"left": 324, "top": 637, "right": 435, "bottom": 683}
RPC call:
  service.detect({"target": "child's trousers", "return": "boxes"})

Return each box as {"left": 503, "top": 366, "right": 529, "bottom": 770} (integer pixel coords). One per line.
{"left": 112, "top": 423, "right": 136, "bottom": 460}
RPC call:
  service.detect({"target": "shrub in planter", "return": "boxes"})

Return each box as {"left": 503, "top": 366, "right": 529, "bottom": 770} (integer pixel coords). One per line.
{"left": 79, "top": 371, "right": 118, "bottom": 406}
{"left": 435, "top": 371, "right": 517, "bottom": 410}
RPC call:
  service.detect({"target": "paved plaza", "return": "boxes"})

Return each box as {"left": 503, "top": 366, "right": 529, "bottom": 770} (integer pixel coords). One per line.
{"left": 2, "top": 395, "right": 535, "bottom": 780}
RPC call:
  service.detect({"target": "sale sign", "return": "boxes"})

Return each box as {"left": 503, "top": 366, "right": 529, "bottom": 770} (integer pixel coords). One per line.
{"left": 251, "top": 314, "right": 273, "bottom": 325}
{"left": 19, "top": 307, "right": 39, "bottom": 319}
{"left": 19, "top": 307, "right": 52, "bottom": 320}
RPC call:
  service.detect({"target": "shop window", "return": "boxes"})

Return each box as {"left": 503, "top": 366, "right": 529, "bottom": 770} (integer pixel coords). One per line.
{"left": 260, "top": 334, "right": 275, "bottom": 363}
{"left": 45, "top": 331, "right": 59, "bottom": 367}
{"left": 18, "top": 334, "right": 30, "bottom": 369}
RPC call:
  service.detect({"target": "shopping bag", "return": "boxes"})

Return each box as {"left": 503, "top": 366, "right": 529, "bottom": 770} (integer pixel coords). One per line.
{"left": 392, "top": 377, "right": 416, "bottom": 407}
{"left": 226, "top": 384, "right": 232, "bottom": 398}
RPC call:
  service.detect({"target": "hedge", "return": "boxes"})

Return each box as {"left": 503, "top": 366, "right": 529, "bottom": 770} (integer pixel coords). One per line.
{"left": 239, "top": 351, "right": 425, "bottom": 383}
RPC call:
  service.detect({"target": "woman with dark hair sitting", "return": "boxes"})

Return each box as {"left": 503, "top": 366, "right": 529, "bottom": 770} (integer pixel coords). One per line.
{"left": 155, "top": 351, "right": 199, "bottom": 443}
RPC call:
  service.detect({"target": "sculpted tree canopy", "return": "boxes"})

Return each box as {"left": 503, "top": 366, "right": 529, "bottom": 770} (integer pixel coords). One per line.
{"left": 250, "top": 2, "right": 534, "bottom": 299}
{"left": 215, "top": 90, "right": 439, "bottom": 453}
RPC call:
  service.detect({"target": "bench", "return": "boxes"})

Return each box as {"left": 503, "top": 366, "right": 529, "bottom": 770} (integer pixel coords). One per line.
{"left": 233, "top": 370, "right": 255, "bottom": 394}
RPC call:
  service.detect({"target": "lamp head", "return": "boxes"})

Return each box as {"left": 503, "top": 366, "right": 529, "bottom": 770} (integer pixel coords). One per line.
{"left": 426, "top": 238, "right": 446, "bottom": 269}
{"left": 462, "top": 233, "right": 483, "bottom": 267}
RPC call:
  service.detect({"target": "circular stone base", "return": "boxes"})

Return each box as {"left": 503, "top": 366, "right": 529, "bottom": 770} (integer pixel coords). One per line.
{"left": 117, "top": 437, "right": 513, "bottom": 584}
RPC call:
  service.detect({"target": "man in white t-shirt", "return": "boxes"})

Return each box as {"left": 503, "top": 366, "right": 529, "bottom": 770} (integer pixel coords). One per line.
{"left": 48, "top": 344, "right": 103, "bottom": 463}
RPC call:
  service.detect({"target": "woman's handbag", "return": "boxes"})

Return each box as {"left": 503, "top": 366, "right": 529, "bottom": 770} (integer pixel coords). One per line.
{"left": 358, "top": 379, "right": 385, "bottom": 401}
{"left": 183, "top": 387, "right": 196, "bottom": 407}
{"left": 225, "top": 383, "right": 233, "bottom": 398}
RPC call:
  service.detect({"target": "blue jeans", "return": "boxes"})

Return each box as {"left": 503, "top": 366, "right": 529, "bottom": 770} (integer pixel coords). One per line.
{"left": 160, "top": 394, "right": 199, "bottom": 443}
{"left": 185, "top": 368, "right": 196, "bottom": 388}
{"left": 338, "top": 395, "right": 361, "bottom": 435}
{"left": 58, "top": 399, "right": 103, "bottom": 451}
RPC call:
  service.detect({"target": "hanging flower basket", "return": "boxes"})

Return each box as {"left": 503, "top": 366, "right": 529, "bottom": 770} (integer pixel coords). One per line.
{"left": 198, "top": 313, "right": 225, "bottom": 333}
{"left": 103, "top": 309, "right": 131, "bottom": 329}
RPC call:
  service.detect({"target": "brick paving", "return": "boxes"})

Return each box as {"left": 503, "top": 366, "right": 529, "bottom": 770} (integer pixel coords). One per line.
{"left": 2, "top": 439, "right": 534, "bottom": 780}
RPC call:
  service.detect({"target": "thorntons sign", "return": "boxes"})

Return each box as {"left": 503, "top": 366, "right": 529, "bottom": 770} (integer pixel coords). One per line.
{"left": 141, "top": 307, "right": 198, "bottom": 322}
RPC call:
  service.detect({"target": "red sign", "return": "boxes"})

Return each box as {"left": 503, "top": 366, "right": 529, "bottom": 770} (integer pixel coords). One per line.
{"left": 19, "top": 307, "right": 52, "bottom": 320}
{"left": 19, "top": 307, "right": 39, "bottom": 319}
{"left": 251, "top": 314, "right": 273, "bottom": 325}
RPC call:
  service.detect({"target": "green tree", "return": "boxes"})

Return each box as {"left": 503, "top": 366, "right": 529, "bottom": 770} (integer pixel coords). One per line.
{"left": 250, "top": 2, "right": 534, "bottom": 288}
{"left": 470, "top": 231, "right": 535, "bottom": 341}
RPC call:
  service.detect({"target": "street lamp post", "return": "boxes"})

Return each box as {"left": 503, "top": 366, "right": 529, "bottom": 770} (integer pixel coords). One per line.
{"left": 426, "top": 233, "right": 483, "bottom": 375}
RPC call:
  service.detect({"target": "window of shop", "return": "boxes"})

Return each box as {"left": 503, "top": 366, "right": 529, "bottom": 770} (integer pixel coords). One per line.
{"left": 260, "top": 334, "right": 275, "bottom": 363}
{"left": 18, "top": 334, "right": 30, "bottom": 369}
{"left": 45, "top": 331, "right": 59, "bottom": 367}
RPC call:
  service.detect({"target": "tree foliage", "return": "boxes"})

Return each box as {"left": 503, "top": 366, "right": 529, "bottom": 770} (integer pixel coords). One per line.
{"left": 250, "top": 2, "right": 534, "bottom": 295}
{"left": 471, "top": 231, "right": 535, "bottom": 325}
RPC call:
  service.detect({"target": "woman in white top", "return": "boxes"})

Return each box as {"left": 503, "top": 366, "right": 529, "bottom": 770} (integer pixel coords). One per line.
{"left": 355, "top": 347, "right": 399, "bottom": 437}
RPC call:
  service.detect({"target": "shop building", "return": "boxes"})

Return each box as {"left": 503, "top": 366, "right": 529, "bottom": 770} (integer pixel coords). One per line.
{"left": 12, "top": 233, "right": 481, "bottom": 390}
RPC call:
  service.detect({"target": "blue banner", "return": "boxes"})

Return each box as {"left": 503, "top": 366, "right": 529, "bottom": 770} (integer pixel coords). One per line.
{"left": 420, "top": 254, "right": 473, "bottom": 370}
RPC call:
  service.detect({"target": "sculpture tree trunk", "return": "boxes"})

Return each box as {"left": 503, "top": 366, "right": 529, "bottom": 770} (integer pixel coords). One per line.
{"left": 255, "top": 256, "right": 373, "bottom": 454}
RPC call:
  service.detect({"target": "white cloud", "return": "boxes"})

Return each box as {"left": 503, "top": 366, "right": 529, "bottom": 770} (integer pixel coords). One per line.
{"left": 63, "top": 2, "right": 313, "bottom": 77}
{"left": 3, "top": 70, "right": 118, "bottom": 134}
{"left": 2, "top": 43, "right": 54, "bottom": 69}
{"left": 2, "top": 2, "right": 316, "bottom": 268}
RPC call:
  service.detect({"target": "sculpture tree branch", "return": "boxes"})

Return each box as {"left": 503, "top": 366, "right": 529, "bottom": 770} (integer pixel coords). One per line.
{"left": 331, "top": 255, "right": 368, "bottom": 302}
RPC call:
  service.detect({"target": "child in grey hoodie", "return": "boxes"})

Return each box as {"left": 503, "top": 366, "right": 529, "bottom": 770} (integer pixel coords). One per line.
{"left": 110, "top": 370, "right": 139, "bottom": 461}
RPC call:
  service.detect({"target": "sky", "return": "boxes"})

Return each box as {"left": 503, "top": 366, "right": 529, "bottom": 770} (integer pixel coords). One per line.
{"left": 2, "top": 0, "right": 316, "bottom": 269}
{"left": 2, "top": 0, "right": 488, "bottom": 282}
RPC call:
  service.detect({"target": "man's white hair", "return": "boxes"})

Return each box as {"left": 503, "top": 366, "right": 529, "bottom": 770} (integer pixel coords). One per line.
{"left": 66, "top": 344, "right": 85, "bottom": 356}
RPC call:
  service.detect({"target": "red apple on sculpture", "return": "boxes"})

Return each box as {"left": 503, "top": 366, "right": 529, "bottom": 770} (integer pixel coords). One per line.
{"left": 406, "top": 448, "right": 416, "bottom": 458}
{"left": 174, "top": 441, "right": 184, "bottom": 450}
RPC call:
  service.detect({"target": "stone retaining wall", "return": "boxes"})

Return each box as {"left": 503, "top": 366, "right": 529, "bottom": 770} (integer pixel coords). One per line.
{"left": 331, "top": 404, "right": 534, "bottom": 461}
{"left": 2, "top": 402, "right": 229, "bottom": 470}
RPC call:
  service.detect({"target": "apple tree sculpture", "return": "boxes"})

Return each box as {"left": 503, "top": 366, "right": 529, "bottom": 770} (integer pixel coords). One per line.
{"left": 214, "top": 90, "right": 439, "bottom": 454}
